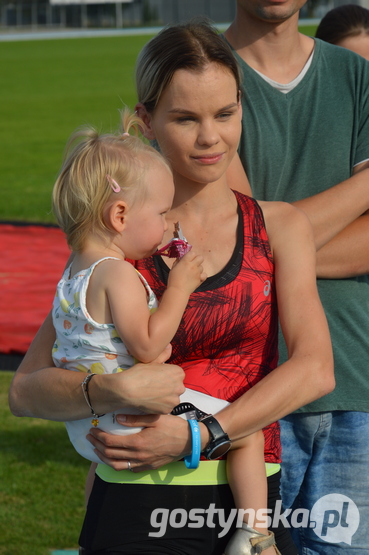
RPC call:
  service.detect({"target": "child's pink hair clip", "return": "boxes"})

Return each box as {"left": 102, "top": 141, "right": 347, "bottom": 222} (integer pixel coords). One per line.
{"left": 106, "top": 174, "right": 121, "bottom": 193}
{"left": 154, "top": 222, "right": 192, "bottom": 259}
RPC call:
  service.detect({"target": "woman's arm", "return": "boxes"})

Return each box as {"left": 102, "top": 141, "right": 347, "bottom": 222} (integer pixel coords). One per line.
{"left": 214, "top": 202, "right": 334, "bottom": 438}
{"left": 8, "top": 312, "right": 186, "bottom": 421}
{"left": 87, "top": 203, "right": 334, "bottom": 471}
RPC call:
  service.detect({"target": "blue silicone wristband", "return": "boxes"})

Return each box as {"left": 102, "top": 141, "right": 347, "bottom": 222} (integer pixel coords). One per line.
{"left": 184, "top": 418, "right": 201, "bottom": 469}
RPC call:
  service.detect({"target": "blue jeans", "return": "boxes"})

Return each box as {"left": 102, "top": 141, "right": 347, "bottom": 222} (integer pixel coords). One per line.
{"left": 280, "top": 411, "right": 369, "bottom": 554}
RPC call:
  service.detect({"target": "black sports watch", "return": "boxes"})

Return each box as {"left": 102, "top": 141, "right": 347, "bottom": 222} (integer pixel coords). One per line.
{"left": 170, "top": 403, "right": 232, "bottom": 460}
{"left": 199, "top": 414, "right": 232, "bottom": 460}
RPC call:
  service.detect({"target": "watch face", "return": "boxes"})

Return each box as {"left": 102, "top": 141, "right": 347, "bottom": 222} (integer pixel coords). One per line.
{"left": 208, "top": 440, "right": 232, "bottom": 460}
{"left": 200, "top": 414, "right": 231, "bottom": 460}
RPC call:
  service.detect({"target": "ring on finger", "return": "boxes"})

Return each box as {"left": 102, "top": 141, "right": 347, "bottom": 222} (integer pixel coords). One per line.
{"left": 127, "top": 460, "right": 133, "bottom": 472}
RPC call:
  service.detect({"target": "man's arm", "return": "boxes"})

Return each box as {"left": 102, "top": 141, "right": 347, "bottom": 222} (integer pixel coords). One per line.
{"left": 316, "top": 211, "right": 369, "bottom": 278}
{"left": 294, "top": 161, "right": 369, "bottom": 278}
{"left": 232, "top": 155, "right": 369, "bottom": 254}
{"left": 292, "top": 161, "right": 369, "bottom": 251}
{"left": 232, "top": 155, "right": 369, "bottom": 277}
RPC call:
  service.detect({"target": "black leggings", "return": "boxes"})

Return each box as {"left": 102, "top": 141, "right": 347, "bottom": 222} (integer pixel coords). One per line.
{"left": 80, "top": 471, "right": 297, "bottom": 555}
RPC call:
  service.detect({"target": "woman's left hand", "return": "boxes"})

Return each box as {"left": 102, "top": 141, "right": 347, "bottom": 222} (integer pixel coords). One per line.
{"left": 87, "top": 413, "right": 191, "bottom": 472}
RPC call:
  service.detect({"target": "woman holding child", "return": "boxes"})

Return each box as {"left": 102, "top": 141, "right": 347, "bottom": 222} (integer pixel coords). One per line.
{"left": 9, "top": 21, "right": 334, "bottom": 555}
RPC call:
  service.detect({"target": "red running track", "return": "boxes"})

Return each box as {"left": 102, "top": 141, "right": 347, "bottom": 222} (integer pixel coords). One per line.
{"left": 0, "top": 223, "right": 70, "bottom": 356}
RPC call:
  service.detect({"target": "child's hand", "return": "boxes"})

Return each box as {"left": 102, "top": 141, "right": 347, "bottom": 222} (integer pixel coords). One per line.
{"left": 167, "top": 251, "right": 207, "bottom": 295}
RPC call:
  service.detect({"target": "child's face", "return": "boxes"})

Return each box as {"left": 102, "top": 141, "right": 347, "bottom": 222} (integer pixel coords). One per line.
{"left": 147, "top": 62, "right": 242, "bottom": 188}
{"left": 122, "top": 161, "right": 174, "bottom": 260}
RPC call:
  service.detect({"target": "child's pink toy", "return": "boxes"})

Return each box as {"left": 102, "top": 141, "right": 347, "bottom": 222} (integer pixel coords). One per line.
{"left": 154, "top": 222, "right": 192, "bottom": 259}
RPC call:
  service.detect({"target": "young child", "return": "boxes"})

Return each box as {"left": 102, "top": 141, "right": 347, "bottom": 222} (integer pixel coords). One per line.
{"left": 51, "top": 110, "right": 212, "bottom": 457}
{"left": 51, "top": 111, "right": 280, "bottom": 555}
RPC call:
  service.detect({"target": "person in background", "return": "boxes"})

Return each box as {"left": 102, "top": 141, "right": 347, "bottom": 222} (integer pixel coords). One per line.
{"left": 224, "top": 0, "right": 369, "bottom": 552}
{"left": 316, "top": 4, "right": 369, "bottom": 61}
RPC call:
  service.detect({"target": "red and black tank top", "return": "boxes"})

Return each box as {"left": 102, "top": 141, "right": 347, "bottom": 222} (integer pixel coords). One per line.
{"left": 135, "top": 192, "right": 280, "bottom": 463}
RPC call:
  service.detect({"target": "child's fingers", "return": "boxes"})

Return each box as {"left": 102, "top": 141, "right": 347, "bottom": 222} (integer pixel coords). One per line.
{"left": 179, "top": 250, "right": 203, "bottom": 263}
{"left": 194, "top": 255, "right": 204, "bottom": 266}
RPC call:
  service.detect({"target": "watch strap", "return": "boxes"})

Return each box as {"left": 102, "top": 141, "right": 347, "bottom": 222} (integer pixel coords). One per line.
{"left": 200, "top": 414, "right": 231, "bottom": 460}
{"left": 171, "top": 402, "right": 208, "bottom": 420}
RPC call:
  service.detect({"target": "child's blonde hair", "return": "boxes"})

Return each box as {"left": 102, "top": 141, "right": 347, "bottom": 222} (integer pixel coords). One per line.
{"left": 52, "top": 109, "right": 170, "bottom": 252}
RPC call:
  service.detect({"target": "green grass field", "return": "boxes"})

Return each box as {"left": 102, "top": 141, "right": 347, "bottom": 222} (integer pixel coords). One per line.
{"left": 1, "top": 24, "right": 317, "bottom": 224}
{"left": 1, "top": 24, "right": 317, "bottom": 553}
{"left": 0, "top": 372, "right": 90, "bottom": 555}
{"left": 1, "top": 33, "right": 154, "bottom": 223}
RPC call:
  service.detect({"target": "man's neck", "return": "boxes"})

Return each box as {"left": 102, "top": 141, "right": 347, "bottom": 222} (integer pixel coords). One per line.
{"left": 224, "top": 11, "right": 314, "bottom": 84}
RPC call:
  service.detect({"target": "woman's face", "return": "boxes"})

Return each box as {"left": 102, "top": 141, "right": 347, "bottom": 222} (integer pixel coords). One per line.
{"left": 337, "top": 32, "right": 369, "bottom": 62}
{"left": 144, "top": 63, "right": 242, "bottom": 187}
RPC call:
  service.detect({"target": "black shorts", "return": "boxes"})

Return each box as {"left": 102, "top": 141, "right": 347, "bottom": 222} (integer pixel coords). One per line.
{"left": 79, "top": 470, "right": 297, "bottom": 555}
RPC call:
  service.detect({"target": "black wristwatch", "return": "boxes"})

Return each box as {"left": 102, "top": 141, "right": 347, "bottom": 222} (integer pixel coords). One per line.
{"left": 200, "top": 414, "right": 232, "bottom": 460}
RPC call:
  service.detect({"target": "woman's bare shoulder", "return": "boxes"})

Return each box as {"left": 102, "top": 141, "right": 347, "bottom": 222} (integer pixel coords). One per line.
{"left": 258, "top": 200, "right": 314, "bottom": 252}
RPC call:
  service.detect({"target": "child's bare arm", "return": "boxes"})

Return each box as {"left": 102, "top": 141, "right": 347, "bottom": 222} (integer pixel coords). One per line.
{"left": 103, "top": 256, "right": 205, "bottom": 363}
{"left": 226, "top": 432, "right": 278, "bottom": 554}
{"left": 227, "top": 431, "right": 271, "bottom": 536}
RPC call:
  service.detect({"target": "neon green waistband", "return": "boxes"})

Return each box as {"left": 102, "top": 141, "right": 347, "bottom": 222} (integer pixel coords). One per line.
{"left": 96, "top": 461, "right": 280, "bottom": 486}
